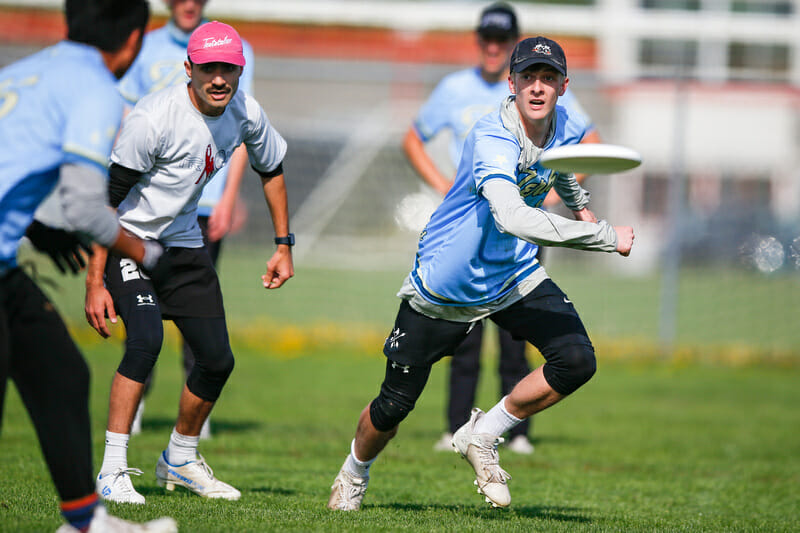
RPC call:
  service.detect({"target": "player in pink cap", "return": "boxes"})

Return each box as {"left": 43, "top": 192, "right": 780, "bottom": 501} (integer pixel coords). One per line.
{"left": 88, "top": 18, "right": 294, "bottom": 504}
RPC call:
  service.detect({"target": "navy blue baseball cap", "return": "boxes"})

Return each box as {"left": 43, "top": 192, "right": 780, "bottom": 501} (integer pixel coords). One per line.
{"left": 510, "top": 36, "right": 567, "bottom": 76}
{"left": 476, "top": 2, "right": 519, "bottom": 40}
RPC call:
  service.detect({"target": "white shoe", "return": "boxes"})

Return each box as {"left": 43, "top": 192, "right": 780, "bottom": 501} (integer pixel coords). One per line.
{"left": 131, "top": 400, "right": 145, "bottom": 435}
{"left": 199, "top": 418, "right": 212, "bottom": 440}
{"left": 56, "top": 506, "right": 177, "bottom": 533}
{"left": 453, "top": 408, "right": 512, "bottom": 508}
{"left": 156, "top": 451, "right": 240, "bottom": 500}
{"left": 506, "top": 435, "right": 535, "bottom": 455}
{"left": 327, "top": 467, "right": 369, "bottom": 511}
{"left": 433, "top": 432, "right": 454, "bottom": 452}
{"left": 96, "top": 467, "right": 146, "bottom": 505}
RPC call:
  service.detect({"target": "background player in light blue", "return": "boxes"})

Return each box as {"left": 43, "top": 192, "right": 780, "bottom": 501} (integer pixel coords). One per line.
{"left": 402, "top": 2, "right": 602, "bottom": 456}
{"left": 118, "top": 0, "right": 255, "bottom": 438}
{"left": 330, "top": 36, "right": 634, "bottom": 512}
{"left": 0, "top": 1, "right": 176, "bottom": 531}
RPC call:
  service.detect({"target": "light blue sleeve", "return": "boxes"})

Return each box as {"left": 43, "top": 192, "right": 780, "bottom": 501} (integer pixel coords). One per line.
{"left": 413, "top": 77, "right": 457, "bottom": 142}
{"left": 472, "top": 128, "right": 520, "bottom": 191}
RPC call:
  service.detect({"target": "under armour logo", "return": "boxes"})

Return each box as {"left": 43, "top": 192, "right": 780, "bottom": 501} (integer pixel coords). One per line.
{"left": 386, "top": 327, "right": 406, "bottom": 350}
{"left": 391, "top": 361, "right": 411, "bottom": 374}
{"left": 136, "top": 293, "right": 155, "bottom": 306}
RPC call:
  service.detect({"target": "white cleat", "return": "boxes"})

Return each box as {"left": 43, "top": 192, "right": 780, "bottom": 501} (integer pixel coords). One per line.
{"left": 56, "top": 506, "right": 177, "bottom": 533}
{"left": 433, "top": 432, "right": 454, "bottom": 452}
{"left": 506, "top": 435, "right": 535, "bottom": 455}
{"left": 156, "top": 451, "right": 240, "bottom": 500}
{"left": 453, "top": 408, "right": 512, "bottom": 508}
{"left": 96, "top": 467, "right": 146, "bottom": 505}
{"left": 327, "top": 467, "right": 369, "bottom": 511}
{"left": 131, "top": 399, "right": 145, "bottom": 435}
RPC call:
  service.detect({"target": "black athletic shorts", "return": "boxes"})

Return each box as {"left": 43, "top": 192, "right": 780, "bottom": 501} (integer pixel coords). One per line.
{"left": 383, "top": 278, "right": 589, "bottom": 367}
{"left": 104, "top": 247, "right": 224, "bottom": 319}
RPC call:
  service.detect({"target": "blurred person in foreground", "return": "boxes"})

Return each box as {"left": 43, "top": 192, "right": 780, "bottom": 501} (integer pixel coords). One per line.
{"left": 330, "top": 36, "right": 633, "bottom": 511}
{"left": 402, "top": 1, "right": 602, "bottom": 456}
{"left": 86, "top": 21, "right": 293, "bottom": 505}
{"left": 119, "top": 0, "right": 255, "bottom": 440}
{"left": 0, "top": 0, "right": 177, "bottom": 531}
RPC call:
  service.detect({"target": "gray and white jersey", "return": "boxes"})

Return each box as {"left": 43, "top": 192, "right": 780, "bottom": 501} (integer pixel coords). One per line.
{"left": 111, "top": 83, "right": 287, "bottom": 247}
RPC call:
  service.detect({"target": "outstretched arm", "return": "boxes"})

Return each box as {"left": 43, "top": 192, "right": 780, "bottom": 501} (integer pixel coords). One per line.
{"left": 259, "top": 169, "right": 294, "bottom": 289}
{"left": 402, "top": 127, "right": 452, "bottom": 196}
{"left": 483, "top": 178, "right": 633, "bottom": 255}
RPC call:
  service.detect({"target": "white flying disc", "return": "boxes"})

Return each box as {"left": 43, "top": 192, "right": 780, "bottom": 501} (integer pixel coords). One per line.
{"left": 540, "top": 143, "right": 642, "bottom": 174}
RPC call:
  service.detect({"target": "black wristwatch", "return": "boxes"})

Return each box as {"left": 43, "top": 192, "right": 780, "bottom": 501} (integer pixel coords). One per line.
{"left": 274, "top": 233, "right": 295, "bottom": 246}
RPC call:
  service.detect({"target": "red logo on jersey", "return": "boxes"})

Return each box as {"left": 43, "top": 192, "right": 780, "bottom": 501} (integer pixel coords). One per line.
{"left": 196, "top": 144, "right": 215, "bottom": 184}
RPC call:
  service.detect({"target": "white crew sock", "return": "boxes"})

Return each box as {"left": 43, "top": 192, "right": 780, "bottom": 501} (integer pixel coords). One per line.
{"left": 100, "top": 431, "right": 129, "bottom": 474}
{"left": 474, "top": 396, "right": 522, "bottom": 437}
{"left": 166, "top": 428, "right": 200, "bottom": 465}
{"left": 343, "top": 439, "right": 376, "bottom": 479}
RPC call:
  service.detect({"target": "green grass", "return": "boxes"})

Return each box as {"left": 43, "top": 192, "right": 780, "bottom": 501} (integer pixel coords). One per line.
{"left": 1, "top": 342, "right": 798, "bottom": 532}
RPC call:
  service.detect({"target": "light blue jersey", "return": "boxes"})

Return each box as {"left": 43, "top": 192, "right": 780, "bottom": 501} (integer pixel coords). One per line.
{"left": 414, "top": 66, "right": 593, "bottom": 167}
{"left": 0, "top": 41, "right": 124, "bottom": 272}
{"left": 118, "top": 20, "right": 255, "bottom": 217}
{"left": 410, "top": 103, "right": 590, "bottom": 307}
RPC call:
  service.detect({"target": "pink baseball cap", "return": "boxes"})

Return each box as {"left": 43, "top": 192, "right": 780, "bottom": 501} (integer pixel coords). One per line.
{"left": 187, "top": 21, "right": 246, "bottom": 67}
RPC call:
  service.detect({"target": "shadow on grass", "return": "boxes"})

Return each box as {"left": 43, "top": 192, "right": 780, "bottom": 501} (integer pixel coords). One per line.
{"left": 138, "top": 417, "right": 262, "bottom": 434}
{"left": 368, "top": 502, "right": 590, "bottom": 523}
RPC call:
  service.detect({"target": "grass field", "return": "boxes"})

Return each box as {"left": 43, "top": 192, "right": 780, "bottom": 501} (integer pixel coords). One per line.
{"left": 1, "top": 246, "right": 799, "bottom": 531}
{"left": 1, "top": 343, "right": 798, "bottom": 532}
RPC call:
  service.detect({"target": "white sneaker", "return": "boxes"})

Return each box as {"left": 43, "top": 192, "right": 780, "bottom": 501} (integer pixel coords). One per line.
{"left": 56, "top": 506, "right": 177, "bottom": 533}
{"left": 156, "top": 451, "right": 240, "bottom": 500}
{"left": 506, "top": 435, "right": 535, "bottom": 455}
{"left": 199, "top": 418, "right": 212, "bottom": 440}
{"left": 131, "top": 399, "right": 145, "bottom": 435}
{"left": 327, "top": 467, "right": 369, "bottom": 511}
{"left": 433, "top": 432, "right": 454, "bottom": 452}
{"left": 453, "top": 408, "right": 512, "bottom": 508}
{"left": 96, "top": 467, "right": 146, "bottom": 505}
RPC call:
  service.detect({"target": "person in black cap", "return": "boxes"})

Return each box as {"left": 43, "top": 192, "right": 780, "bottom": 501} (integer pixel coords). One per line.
{"left": 403, "top": 1, "right": 601, "bottom": 458}
{"left": 330, "top": 35, "right": 633, "bottom": 511}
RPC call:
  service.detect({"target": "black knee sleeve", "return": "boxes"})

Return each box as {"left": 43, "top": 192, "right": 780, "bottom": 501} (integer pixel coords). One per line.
{"left": 117, "top": 315, "right": 163, "bottom": 383}
{"left": 369, "top": 360, "right": 431, "bottom": 432}
{"left": 178, "top": 317, "right": 234, "bottom": 402}
{"left": 186, "top": 347, "right": 234, "bottom": 402}
{"left": 542, "top": 341, "right": 596, "bottom": 395}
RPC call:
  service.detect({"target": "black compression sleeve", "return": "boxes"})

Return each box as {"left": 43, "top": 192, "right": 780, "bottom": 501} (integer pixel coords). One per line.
{"left": 108, "top": 163, "right": 143, "bottom": 208}
{"left": 252, "top": 162, "right": 284, "bottom": 179}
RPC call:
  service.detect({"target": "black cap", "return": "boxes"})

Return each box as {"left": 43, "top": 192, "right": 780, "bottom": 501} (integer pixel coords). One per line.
{"left": 476, "top": 2, "right": 519, "bottom": 40}
{"left": 510, "top": 36, "right": 567, "bottom": 76}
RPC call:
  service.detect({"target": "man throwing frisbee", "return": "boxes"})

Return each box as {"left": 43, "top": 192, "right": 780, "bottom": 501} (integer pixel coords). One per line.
{"left": 328, "top": 36, "right": 633, "bottom": 511}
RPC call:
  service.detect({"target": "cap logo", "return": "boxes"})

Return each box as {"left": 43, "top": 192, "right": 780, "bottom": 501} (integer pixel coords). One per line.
{"left": 202, "top": 35, "right": 233, "bottom": 49}
{"left": 482, "top": 13, "right": 512, "bottom": 30}
{"left": 533, "top": 44, "right": 552, "bottom": 56}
